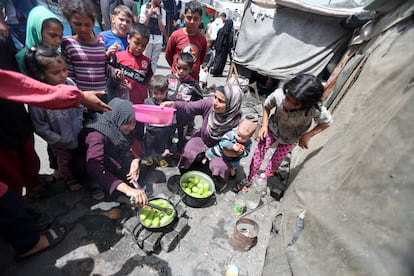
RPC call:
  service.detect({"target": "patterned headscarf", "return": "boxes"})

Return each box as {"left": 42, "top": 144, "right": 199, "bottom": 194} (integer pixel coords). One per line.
{"left": 86, "top": 98, "right": 135, "bottom": 148}
{"left": 207, "top": 83, "right": 243, "bottom": 140}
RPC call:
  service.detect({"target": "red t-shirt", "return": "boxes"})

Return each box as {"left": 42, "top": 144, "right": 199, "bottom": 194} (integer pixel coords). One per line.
{"left": 116, "top": 49, "right": 153, "bottom": 104}
{"left": 165, "top": 29, "right": 207, "bottom": 80}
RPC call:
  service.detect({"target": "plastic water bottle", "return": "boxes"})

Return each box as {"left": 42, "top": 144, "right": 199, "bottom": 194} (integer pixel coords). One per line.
{"left": 255, "top": 173, "right": 268, "bottom": 195}
{"left": 245, "top": 173, "right": 267, "bottom": 210}
{"left": 232, "top": 187, "right": 247, "bottom": 215}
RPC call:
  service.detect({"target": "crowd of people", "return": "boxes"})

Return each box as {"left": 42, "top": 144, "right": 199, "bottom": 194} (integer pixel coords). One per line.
{"left": 0, "top": 0, "right": 332, "bottom": 259}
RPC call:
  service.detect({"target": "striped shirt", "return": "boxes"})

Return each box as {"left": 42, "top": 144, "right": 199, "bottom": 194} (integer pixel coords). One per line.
{"left": 61, "top": 36, "right": 107, "bottom": 91}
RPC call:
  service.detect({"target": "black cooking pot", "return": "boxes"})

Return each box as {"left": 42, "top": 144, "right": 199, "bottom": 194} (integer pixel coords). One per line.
{"left": 180, "top": 171, "right": 216, "bottom": 208}
{"left": 138, "top": 198, "right": 177, "bottom": 232}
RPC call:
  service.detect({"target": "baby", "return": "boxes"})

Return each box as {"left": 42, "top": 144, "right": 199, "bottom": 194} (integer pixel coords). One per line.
{"left": 204, "top": 119, "right": 256, "bottom": 177}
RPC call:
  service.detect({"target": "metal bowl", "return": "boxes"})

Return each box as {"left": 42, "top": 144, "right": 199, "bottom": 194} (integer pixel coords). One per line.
{"left": 180, "top": 171, "right": 216, "bottom": 208}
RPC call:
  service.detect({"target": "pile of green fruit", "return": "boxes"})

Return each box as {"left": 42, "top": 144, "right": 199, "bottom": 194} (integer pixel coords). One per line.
{"left": 181, "top": 176, "right": 213, "bottom": 198}
{"left": 139, "top": 199, "right": 175, "bottom": 228}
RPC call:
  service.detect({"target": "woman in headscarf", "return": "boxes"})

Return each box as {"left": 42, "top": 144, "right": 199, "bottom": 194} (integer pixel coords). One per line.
{"left": 83, "top": 98, "right": 147, "bottom": 204}
{"left": 161, "top": 83, "right": 243, "bottom": 192}
{"left": 210, "top": 19, "right": 234, "bottom": 77}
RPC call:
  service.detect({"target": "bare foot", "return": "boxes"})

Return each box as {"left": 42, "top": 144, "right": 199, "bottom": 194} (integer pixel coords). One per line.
{"left": 19, "top": 226, "right": 65, "bottom": 258}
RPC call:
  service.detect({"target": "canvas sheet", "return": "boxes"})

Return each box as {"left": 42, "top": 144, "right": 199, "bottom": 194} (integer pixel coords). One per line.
{"left": 233, "top": 1, "right": 352, "bottom": 81}
{"left": 262, "top": 2, "right": 414, "bottom": 275}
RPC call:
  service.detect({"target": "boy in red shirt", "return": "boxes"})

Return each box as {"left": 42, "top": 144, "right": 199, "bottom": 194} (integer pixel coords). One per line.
{"left": 165, "top": 0, "right": 207, "bottom": 80}
{"left": 108, "top": 23, "right": 153, "bottom": 105}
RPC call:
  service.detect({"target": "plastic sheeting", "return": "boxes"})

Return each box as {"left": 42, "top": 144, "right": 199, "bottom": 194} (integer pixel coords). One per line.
{"left": 233, "top": 1, "right": 352, "bottom": 81}
{"left": 263, "top": 1, "right": 414, "bottom": 275}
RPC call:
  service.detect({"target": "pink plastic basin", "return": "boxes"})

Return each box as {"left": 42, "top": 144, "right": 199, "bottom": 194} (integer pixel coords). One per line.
{"left": 134, "top": 104, "right": 176, "bottom": 125}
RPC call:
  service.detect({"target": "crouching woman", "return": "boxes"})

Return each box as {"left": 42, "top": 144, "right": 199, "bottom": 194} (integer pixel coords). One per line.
{"left": 82, "top": 98, "right": 147, "bottom": 204}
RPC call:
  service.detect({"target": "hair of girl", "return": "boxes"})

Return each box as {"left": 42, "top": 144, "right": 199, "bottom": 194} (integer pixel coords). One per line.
{"left": 42, "top": 18, "right": 64, "bottom": 31}
{"left": 283, "top": 73, "right": 324, "bottom": 114}
{"left": 61, "top": 0, "right": 98, "bottom": 23}
{"left": 24, "top": 44, "right": 64, "bottom": 81}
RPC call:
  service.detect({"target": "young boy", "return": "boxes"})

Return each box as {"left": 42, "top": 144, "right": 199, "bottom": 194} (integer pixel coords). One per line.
{"left": 199, "top": 36, "right": 214, "bottom": 89}
{"left": 165, "top": 0, "right": 207, "bottom": 80}
{"left": 204, "top": 119, "right": 257, "bottom": 177}
{"left": 108, "top": 22, "right": 152, "bottom": 105}
{"left": 98, "top": 5, "right": 133, "bottom": 53}
{"left": 167, "top": 52, "right": 203, "bottom": 152}
{"left": 142, "top": 75, "right": 174, "bottom": 168}
{"left": 139, "top": 0, "right": 167, "bottom": 73}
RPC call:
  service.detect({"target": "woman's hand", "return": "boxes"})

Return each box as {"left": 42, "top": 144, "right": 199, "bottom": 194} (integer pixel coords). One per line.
{"left": 160, "top": 101, "right": 176, "bottom": 108}
{"left": 116, "top": 182, "right": 148, "bottom": 205}
{"left": 258, "top": 125, "right": 268, "bottom": 141}
{"left": 127, "top": 187, "right": 148, "bottom": 205}
{"left": 126, "top": 158, "right": 140, "bottom": 183}
{"left": 81, "top": 91, "right": 112, "bottom": 112}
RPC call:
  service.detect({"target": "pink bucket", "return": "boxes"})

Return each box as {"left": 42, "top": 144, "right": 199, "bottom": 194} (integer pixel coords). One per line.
{"left": 133, "top": 104, "right": 176, "bottom": 125}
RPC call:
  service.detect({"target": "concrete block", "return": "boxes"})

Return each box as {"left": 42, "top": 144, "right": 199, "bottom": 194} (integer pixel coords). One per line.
{"left": 142, "top": 231, "right": 163, "bottom": 253}
{"left": 174, "top": 217, "right": 189, "bottom": 238}
{"left": 122, "top": 216, "right": 140, "bottom": 235}
{"left": 175, "top": 201, "right": 187, "bottom": 218}
{"left": 160, "top": 231, "right": 179, "bottom": 252}
{"left": 136, "top": 228, "right": 153, "bottom": 248}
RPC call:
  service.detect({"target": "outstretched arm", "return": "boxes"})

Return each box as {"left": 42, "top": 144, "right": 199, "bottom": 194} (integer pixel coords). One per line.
{"left": 298, "top": 124, "right": 329, "bottom": 149}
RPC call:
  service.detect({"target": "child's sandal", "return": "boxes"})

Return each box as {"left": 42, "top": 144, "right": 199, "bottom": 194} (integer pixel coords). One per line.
{"left": 157, "top": 158, "right": 169, "bottom": 168}
{"left": 143, "top": 156, "right": 153, "bottom": 166}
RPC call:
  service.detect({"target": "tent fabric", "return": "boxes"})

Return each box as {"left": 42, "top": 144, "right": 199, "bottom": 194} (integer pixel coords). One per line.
{"left": 263, "top": 2, "right": 414, "bottom": 275}
{"left": 233, "top": 1, "right": 352, "bottom": 81}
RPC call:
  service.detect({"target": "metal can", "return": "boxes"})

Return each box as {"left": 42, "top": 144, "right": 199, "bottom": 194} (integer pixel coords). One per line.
{"left": 225, "top": 263, "right": 239, "bottom": 276}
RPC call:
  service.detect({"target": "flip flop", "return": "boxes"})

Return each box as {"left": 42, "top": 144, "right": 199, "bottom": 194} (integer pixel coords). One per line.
{"left": 156, "top": 158, "right": 169, "bottom": 168}
{"left": 18, "top": 225, "right": 66, "bottom": 259}
{"left": 43, "top": 225, "right": 66, "bottom": 248}
{"left": 142, "top": 156, "right": 153, "bottom": 166}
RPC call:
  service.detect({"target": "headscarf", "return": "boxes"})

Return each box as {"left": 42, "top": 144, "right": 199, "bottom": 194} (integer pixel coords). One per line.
{"left": 15, "top": 6, "right": 61, "bottom": 74}
{"left": 207, "top": 83, "right": 243, "bottom": 140}
{"left": 86, "top": 98, "right": 136, "bottom": 148}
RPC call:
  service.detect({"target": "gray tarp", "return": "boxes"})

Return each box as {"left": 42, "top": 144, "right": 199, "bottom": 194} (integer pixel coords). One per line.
{"left": 263, "top": 1, "right": 414, "bottom": 275}
{"left": 233, "top": 0, "right": 352, "bottom": 81}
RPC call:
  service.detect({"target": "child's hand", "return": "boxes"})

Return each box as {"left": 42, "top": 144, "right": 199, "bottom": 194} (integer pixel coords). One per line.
{"left": 298, "top": 133, "right": 311, "bottom": 149}
{"left": 115, "top": 69, "right": 122, "bottom": 79}
{"left": 120, "top": 78, "right": 131, "bottom": 90}
{"left": 106, "top": 42, "right": 121, "bottom": 57}
{"left": 258, "top": 126, "right": 268, "bottom": 141}
{"left": 233, "top": 143, "right": 244, "bottom": 153}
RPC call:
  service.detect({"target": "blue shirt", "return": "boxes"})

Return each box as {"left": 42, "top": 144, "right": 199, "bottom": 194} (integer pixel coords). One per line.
{"left": 98, "top": 30, "right": 129, "bottom": 51}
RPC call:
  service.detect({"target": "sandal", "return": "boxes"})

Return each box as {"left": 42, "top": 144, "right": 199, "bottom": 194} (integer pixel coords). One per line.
{"left": 18, "top": 225, "right": 66, "bottom": 259}
{"left": 156, "top": 158, "right": 169, "bottom": 168}
{"left": 233, "top": 179, "right": 252, "bottom": 193}
{"left": 142, "top": 156, "right": 153, "bottom": 166}
{"left": 65, "top": 179, "right": 83, "bottom": 192}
